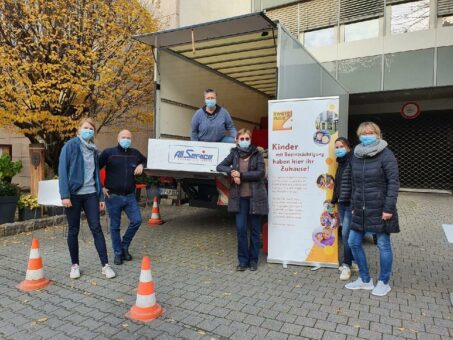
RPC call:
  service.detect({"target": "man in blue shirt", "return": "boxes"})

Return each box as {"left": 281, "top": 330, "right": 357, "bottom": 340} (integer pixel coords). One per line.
{"left": 191, "top": 89, "right": 237, "bottom": 143}
{"left": 99, "top": 130, "right": 147, "bottom": 265}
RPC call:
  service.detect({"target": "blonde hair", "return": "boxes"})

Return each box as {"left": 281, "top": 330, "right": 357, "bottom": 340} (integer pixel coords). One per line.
{"left": 236, "top": 128, "right": 252, "bottom": 139}
{"left": 356, "top": 121, "right": 382, "bottom": 138}
{"left": 79, "top": 118, "right": 96, "bottom": 131}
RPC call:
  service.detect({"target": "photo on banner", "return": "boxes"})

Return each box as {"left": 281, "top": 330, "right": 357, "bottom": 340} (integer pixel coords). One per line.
{"left": 267, "top": 97, "right": 340, "bottom": 268}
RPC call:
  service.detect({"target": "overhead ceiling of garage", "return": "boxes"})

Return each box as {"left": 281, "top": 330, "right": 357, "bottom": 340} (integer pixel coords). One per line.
{"left": 134, "top": 13, "right": 278, "bottom": 98}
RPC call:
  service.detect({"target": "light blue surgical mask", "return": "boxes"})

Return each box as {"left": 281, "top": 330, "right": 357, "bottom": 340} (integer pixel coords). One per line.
{"left": 205, "top": 99, "right": 216, "bottom": 109}
{"left": 238, "top": 140, "right": 251, "bottom": 148}
{"left": 119, "top": 138, "right": 131, "bottom": 149}
{"left": 359, "top": 135, "right": 377, "bottom": 146}
{"left": 335, "top": 148, "right": 347, "bottom": 158}
{"left": 80, "top": 128, "right": 94, "bottom": 140}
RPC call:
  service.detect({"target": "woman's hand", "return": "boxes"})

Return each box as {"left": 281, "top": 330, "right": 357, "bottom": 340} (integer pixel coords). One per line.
{"left": 231, "top": 170, "right": 240, "bottom": 178}
{"left": 62, "top": 199, "right": 72, "bottom": 208}
{"left": 233, "top": 177, "right": 241, "bottom": 185}
{"left": 103, "top": 187, "right": 110, "bottom": 198}
{"left": 382, "top": 212, "right": 393, "bottom": 220}
{"left": 99, "top": 202, "right": 105, "bottom": 211}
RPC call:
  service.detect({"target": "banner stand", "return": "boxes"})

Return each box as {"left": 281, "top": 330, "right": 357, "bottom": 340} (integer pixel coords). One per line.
{"left": 267, "top": 97, "right": 340, "bottom": 268}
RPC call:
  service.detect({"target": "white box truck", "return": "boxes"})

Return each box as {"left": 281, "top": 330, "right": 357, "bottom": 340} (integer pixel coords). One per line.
{"left": 134, "top": 13, "right": 348, "bottom": 208}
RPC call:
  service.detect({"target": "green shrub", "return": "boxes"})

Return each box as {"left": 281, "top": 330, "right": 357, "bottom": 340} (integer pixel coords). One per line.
{"left": 0, "top": 154, "right": 23, "bottom": 183}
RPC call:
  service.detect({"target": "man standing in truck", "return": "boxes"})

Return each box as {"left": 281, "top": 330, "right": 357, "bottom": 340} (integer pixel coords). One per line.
{"left": 99, "top": 129, "right": 147, "bottom": 266}
{"left": 191, "top": 89, "right": 237, "bottom": 143}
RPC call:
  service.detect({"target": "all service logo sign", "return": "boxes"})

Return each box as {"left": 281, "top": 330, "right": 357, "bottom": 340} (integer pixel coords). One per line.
{"left": 169, "top": 145, "right": 219, "bottom": 165}
{"left": 272, "top": 110, "right": 293, "bottom": 131}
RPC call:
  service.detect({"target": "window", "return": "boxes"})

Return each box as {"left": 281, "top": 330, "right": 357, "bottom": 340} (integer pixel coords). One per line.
{"left": 304, "top": 27, "right": 335, "bottom": 49}
{"left": 441, "top": 16, "right": 453, "bottom": 27}
{"left": 0, "top": 144, "right": 12, "bottom": 157}
{"left": 344, "top": 19, "right": 380, "bottom": 42}
{"left": 391, "top": 0, "right": 430, "bottom": 34}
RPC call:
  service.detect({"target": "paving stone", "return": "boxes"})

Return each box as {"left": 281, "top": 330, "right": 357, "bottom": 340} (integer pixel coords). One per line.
{"left": 280, "top": 323, "right": 303, "bottom": 335}
{"left": 300, "top": 326, "right": 324, "bottom": 339}
{"left": 322, "top": 330, "right": 347, "bottom": 340}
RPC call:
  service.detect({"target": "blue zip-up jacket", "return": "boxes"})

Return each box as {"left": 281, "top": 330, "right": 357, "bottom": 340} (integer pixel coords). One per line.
{"left": 191, "top": 105, "right": 237, "bottom": 142}
{"left": 99, "top": 145, "right": 147, "bottom": 195}
{"left": 58, "top": 137, "right": 103, "bottom": 200}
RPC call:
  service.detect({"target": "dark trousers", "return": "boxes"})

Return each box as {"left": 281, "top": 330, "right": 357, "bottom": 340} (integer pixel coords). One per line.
{"left": 65, "top": 193, "right": 109, "bottom": 266}
{"left": 235, "top": 197, "right": 261, "bottom": 267}
{"left": 105, "top": 193, "right": 142, "bottom": 256}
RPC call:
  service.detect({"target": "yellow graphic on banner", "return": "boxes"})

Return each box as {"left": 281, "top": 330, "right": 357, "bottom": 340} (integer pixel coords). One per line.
{"left": 305, "top": 131, "right": 339, "bottom": 265}
{"left": 272, "top": 110, "right": 293, "bottom": 131}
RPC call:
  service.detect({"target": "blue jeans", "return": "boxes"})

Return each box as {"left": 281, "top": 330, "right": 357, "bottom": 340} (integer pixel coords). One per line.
{"left": 236, "top": 198, "right": 261, "bottom": 267}
{"left": 65, "top": 193, "right": 109, "bottom": 266}
{"left": 106, "top": 194, "right": 143, "bottom": 256}
{"left": 348, "top": 230, "right": 393, "bottom": 284}
{"left": 338, "top": 204, "right": 353, "bottom": 266}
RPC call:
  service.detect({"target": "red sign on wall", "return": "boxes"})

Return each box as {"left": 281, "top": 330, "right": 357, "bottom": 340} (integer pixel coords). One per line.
{"left": 401, "top": 102, "right": 421, "bottom": 120}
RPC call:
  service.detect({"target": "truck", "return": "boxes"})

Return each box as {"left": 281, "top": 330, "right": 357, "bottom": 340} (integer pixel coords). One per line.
{"left": 133, "top": 12, "right": 348, "bottom": 208}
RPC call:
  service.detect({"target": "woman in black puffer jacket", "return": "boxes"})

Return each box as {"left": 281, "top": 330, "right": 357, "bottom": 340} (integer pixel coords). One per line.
{"left": 331, "top": 137, "right": 354, "bottom": 281}
{"left": 217, "top": 128, "right": 268, "bottom": 272}
{"left": 345, "top": 122, "right": 399, "bottom": 297}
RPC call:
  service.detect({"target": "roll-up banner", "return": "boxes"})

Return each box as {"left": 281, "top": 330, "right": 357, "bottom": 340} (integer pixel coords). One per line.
{"left": 268, "top": 97, "right": 340, "bottom": 268}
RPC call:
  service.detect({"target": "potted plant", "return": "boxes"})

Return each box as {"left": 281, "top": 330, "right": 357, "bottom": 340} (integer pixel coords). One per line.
{"left": 18, "top": 194, "right": 42, "bottom": 221}
{"left": 0, "top": 154, "right": 22, "bottom": 224}
{"left": 135, "top": 174, "right": 160, "bottom": 201}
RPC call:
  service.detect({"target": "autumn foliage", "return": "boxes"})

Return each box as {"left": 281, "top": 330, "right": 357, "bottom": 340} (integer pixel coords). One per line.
{"left": 0, "top": 0, "right": 157, "bottom": 171}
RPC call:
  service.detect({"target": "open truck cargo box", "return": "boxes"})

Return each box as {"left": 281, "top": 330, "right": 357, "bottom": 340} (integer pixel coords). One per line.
{"left": 134, "top": 12, "right": 348, "bottom": 208}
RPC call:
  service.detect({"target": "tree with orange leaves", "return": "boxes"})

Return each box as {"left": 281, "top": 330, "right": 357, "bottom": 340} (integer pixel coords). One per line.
{"left": 0, "top": 0, "right": 157, "bottom": 172}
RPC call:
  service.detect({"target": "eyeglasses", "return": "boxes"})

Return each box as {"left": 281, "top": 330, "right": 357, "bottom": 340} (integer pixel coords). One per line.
{"left": 239, "top": 137, "right": 250, "bottom": 141}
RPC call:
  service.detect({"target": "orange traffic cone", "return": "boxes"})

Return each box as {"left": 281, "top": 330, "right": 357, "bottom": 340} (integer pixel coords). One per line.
{"left": 126, "top": 256, "right": 163, "bottom": 322}
{"left": 148, "top": 196, "right": 164, "bottom": 225}
{"left": 17, "top": 238, "right": 51, "bottom": 292}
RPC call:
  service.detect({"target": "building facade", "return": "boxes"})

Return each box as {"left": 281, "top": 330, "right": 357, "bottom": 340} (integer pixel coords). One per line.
{"left": 157, "top": 0, "right": 453, "bottom": 191}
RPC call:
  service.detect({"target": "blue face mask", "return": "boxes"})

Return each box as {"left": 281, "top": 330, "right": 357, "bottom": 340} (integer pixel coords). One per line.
{"left": 359, "top": 135, "right": 377, "bottom": 146}
{"left": 80, "top": 128, "right": 94, "bottom": 140}
{"left": 119, "top": 138, "right": 131, "bottom": 149}
{"left": 205, "top": 99, "right": 216, "bottom": 108}
{"left": 335, "top": 148, "right": 347, "bottom": 158}
{"left": 238, "top": 140, "right": 251, "bottom": 148}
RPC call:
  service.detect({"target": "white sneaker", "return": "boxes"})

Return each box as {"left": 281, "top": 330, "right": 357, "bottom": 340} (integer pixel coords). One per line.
{"left": 345, "top": 277, "right": 374, "bottom": 290}
{"left": 351, "top": 263, "right": 359, "bottom": 272}
{"left": 102, "top": 264, "right": 116, "bottom": 279}
{"left": 70, "top": 264, "right": 80, "bottom": 279}
{"left": 339, "top": 265, "right": 351, "bottom": 281}
{"left": 372, "top": 281, "right": 391, "bottom": 296}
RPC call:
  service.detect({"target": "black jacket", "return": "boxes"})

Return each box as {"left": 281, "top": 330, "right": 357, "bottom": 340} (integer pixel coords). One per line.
{"left": 350, "top": 147, "right": 400, "bottom": 233}
{"left": 99, "top": 145, "right": 147, "bottom": 195}
{"left": 332, "top": 152, "right": 352, "bottom": 205}
{"left": 216, "top": 146, "right": 268, "bottom": 215}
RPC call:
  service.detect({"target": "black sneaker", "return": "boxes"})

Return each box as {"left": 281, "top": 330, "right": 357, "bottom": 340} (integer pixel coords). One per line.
{"left": 114, "top": 255, "right": 123, "bottom": 265}
{"left": 250, "top": 264, "right": 257, "bottom": 271}
{"left": 236, "top": 265, "right": 247, "bottom": 271}
{"left": 122, "top": 250, "right": 132, "bottom": 261}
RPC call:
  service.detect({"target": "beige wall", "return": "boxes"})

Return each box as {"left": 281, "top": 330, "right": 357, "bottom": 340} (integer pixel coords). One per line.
{"left": 179, "top": 0, "right": 251, "bottom": 27}
{"left": 149, "top": 0, "right": 252, "bottom": 29}
{"left": 144, "top": 0, "right": 179, "bottom": 29}
{"left": 0, "top": 128, "right": 31, "bottom": 189}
